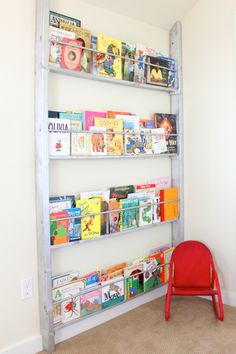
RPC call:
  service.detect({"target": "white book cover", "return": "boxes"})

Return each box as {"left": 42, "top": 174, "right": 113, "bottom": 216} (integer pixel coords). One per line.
{"left": 151, "top": 128, "right": 167, "bottom": 154}
{"left": 153, "top": 195, "right": 161, "bottom": 224}
{"left": 139, "top": 199, "right": 153, "bottom": 227}
{"left": 61, "top": 295, "right": 81, "bottom": 323}
{"left": 48, "top": 118, "right": 70, "bottom": 156}
{"left": 71, "top": 132, "right": 89, "bottom": 156}
{"left": 52, "top": 271, "right": 79, "bottom": 288}
{"left": 128, "top": 192, "right": 147, "bottom": 199}
{"left": 49, "top": 26, "right": 75, "bottom": 66}
{"left": 49, "top": 200, "right": 72, "bottom": 214}
{"left": 49, "top": 26, "right": 75, "bottom": 40}
{"left": 115, "top": 114, "right": 140, "bottom": 130}
{"left": 89, "top": 126, "right": 107, "bottom": 156}
{"left": 52, "top": 280, "right": 85, "bottom": 302}
{"left": 80, "top": 190, "right": 110, "bottom": 202}
{"left": 140, "top": 129, "right": 152, "bottom": 154}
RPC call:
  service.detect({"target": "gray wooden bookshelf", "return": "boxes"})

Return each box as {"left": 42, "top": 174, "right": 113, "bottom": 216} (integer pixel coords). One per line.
{"left": 35, "top": 1, "right": 183, "bottom": 352}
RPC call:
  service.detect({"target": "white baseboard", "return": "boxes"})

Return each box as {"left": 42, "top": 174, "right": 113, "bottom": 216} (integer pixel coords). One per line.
{"left": 0, "top": 336, "right": 42, "bottom": 354}
{"left": 221, "top": 290, "right": 236, "bottom": 307}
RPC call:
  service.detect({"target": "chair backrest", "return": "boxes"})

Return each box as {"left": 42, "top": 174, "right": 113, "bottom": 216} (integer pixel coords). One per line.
{"left": 171, "top": 240, "right": 213, "bottom": 288}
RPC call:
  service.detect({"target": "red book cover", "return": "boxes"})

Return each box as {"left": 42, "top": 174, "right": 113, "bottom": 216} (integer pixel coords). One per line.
{"left": 61, "top": 38, "right": 83, "bottom": 71}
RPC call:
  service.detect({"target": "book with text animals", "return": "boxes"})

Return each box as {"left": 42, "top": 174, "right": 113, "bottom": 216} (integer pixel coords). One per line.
{"left": 120, "top": 198, "right": 139, "bottom": 231}
{"left": 48, "top": 118, "right": 70, "bottom": 156}
{"left": 80, "top": 289, "right": 102, "bottom": 316}
{"left": 106, "top": 111, "right": 132, "bottom": 118}
{"left": 108, "top": 199, "right": 121, "bottom": 234}
{"left": 49, "top": 27, "right": 75, "bottom": 66}
{"left": 110, "top": 185, "right": 135, "bottom": 201}
{"left": 153, "top": 114, "right": 177, "bottom": 154}
{"left": 121, "top": 42, "right": 136, "bottom": 81}
{"left": 65, "top": 208, "right": 81, "bottom": 242}
{"left": 49, "top": 195, "right": 75, "bottom": 214}
{"left": 151, "top": 128, "right": 167, "bottom": 154}
{"left": 124, "top": 263, "right": 144, "bottom": 299}
{"left": 50, "top": 211, "right": 69, "bottom": 245}
{"left": 143, "top": 258, "right": 160, "bottom": 292}
{"left": 76, "top": 198, "right": 101, "bottom": 239}
{"left": 83, "top": 110, "right": 106, "bottom": 131}
{"left": 115, "top": 114, "right": 140, "bottom": 130}
{"left": 102, "top": 277, "right": 125, "bottom": 309}
{"left": 163, "top": 247, "right": 175, "bottom": 282}
{"left": 95, "top": 117, "right": 123, "bottom": 155}
{"left": 134, "top": 44, "right": 146, "bottom": 84}
{"left": 97, "top": 34, "right": 122, "bottom": 80}
{"left": 148, "top": 251, "right": 165, "bottom": 284}
{"left": 71, "top": 132, "right": 90, "bottom": 155}
{"left": 139, "top": 198, "right": 153, "bottom": 227}
{"left": 89, "top": 126, "right": 107, "bottom": 156}
{"left": 160, "top": 187, "right": 179, "bottom": 222}
{"left": 49, "top": 11, "right": 81, "bottom": 28}
{"left": 60, "top": 37, "right": 83, "bottom": 71}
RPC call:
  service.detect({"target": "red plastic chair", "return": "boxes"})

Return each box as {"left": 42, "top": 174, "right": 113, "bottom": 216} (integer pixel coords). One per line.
{"left": 165, "top": 240, "right": 224, "bottom": 321}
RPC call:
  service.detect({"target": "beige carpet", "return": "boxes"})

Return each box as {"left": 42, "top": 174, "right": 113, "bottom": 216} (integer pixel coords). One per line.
{"left": 39, "top": 296, "right": 236, "bottom": 354}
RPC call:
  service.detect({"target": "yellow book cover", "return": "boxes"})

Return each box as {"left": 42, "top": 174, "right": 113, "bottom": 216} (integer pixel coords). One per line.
{"left": 163, "top": 247, "right": 175, "bottom": 282}
{"left": 160, "top": 187, "right": 179, "bottom": 222}
{"left": 95, "top": 118, "right": 123, "bottom": 155}
{"left": 76, "top": 198, "right": 101, "bottom": 239}
{"left": 97, "top": 34, "right": 122, "bottom": 80}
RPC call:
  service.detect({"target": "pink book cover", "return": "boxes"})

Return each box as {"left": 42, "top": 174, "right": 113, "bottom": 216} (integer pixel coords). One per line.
{"left": 83, "top": 111, "right": 106, "bottom": 131}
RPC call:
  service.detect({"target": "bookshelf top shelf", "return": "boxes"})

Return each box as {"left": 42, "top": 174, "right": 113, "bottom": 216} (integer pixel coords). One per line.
{"left": 48, "top": 65, "right": 178, "bottom": 94}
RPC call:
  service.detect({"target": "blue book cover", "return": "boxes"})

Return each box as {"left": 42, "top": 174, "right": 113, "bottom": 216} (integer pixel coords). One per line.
{"left": 66, "top": 208, "right": 81, "bottom": 242}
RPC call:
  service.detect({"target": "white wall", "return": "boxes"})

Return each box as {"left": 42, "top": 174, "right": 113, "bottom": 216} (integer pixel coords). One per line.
{"left": 182, "top": 0, "right": 236, "bottom": 304}
{"left": 0, "top": 0, "right": 171, "bottom": 351}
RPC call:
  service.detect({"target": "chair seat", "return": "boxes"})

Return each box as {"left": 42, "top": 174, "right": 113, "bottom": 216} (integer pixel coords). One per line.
{"left": 172, "top": 286, "right": 217, "bottom": 296}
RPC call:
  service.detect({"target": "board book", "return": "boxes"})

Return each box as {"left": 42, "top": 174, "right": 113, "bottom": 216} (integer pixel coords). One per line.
{"left": 97, "top": 34, "right": 122, "bottom": 80}
{"left": 102, "top": 277, "right": 125, "bottom": 309}
{"left": 48, "top": 118, "right": 70, "bottom": 156}
{"left": 94, "top": 117, "right": 123, "bottom": 155}
{"left": 153, "top": 114, "right": 177, "bottom": 154}
{"left": 80, "top": 289, "right": 102, "bottom": 316}
{"left": 124, "top": 263, "right": 144, "bottom": 299}
{"left": 76, "top": 198, "right": 101, "bottom": 239}
{"left": 49, "top": 27, "right": 75, "bottom": 66}
{"left": 50, "top": 211, "right": 69, "bottom": 245}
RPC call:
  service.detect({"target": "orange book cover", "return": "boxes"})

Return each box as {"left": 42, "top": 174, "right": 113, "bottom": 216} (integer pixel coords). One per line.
{"left": 160, "top": 187, "right": 179, "bottom": 222}
{"left": 106, "top": 111, "right": 132, "bottom": 118}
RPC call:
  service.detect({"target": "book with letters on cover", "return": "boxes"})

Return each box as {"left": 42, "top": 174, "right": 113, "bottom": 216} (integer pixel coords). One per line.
{"left": 95, "top": 117, "right": 123, "bottom": 155}
{"left": 97, "top": 34, "right": 122, "bottom": 80}
{"left": 83, "top": 111, "right": 106, "bottom": 131}
{"left": 76, "top": 198, "right": 101, "bottom": 239}
{"left": 153, "top": 114, "right": 177, "bottom": 154}
{"left": 50, "top": 211, "right": 69, "bottom": 245}
{"left": 89, "top": 126, "right": 107, "bottom": 156}
{"left": 102, "top": 277, "right": 125, "bottom": 309}
{"left": 151, "top": 128, "right": 167, "bottom": 154}
{"left": 49, "top": 195, "right": 75, "bottom": 214}
{"left": 49, "top": 27, "right": 75, "bottom": 66}
{"left": 49, "top": 11, "right": 81, "bottom": 28}
{"left": 160, "top": 187, "right": 179, "bottom": 222}
{"left": 48, "top": 118, "right": 70, "bottom": 156}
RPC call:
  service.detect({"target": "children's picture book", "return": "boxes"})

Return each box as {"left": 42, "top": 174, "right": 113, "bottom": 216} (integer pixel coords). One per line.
{"left": 115, "top": 114, "right": 140, "bottom": 130}
{"left": 135, "top": 184, "right": 156, "bottom": 197}
{"left": 102, "top": 277, "right": 125, "bottom": 309}
{"left": 59, "top": 112, "right": 83, "bottom": 130}
{"left": 153, "top": 195, "right": 161, "bottom": 224}
{"left": 148, "top": 251, "right": 165, "bottom": 284}
{"left": 163, "top": 247, "right": 175, "bottom": 282}
{"left": 49, "top": 27, "right": 75, "bottom": 66}
{"left": 145, "top": 120, "right": 155, "bottom": 129}
{"left": 124, "top": 263, "right": 144, "bottom": 299}
{"left": 52, "top": 271, "right": 79, "bottom": 288}
{"left": 89, "top": 126, "right": 107, "bottom": 155}
{"left": 49, "top": 11, "right": 81, "bottom": 28}
{"left": 71, "top": 132, "right": 89, "bottom": 156}
{"left": 60, "top": 37, "right": 84, "bottom": 71}
{"left": 96, "top": 34, "right": 122, "bottom": 80}
{"left": 151, "top": 128, "right": 167, "bottom": 154}
{"left": 49, "top": 195, "right": 75, "bottom": 214}
{"left": 139, "top": 199, "right": 153, "bottom": 227}
{"left": 80, "top": 190, "right": 110, "bottom": 202}
{"left": 140, "top": 129, "right": 153, "bottom": 154}
{"left": 66, "top": 208, "right": 81, "bottom": 242}
{"left": 110, "top": 185, "right": 135, "bottom": 201}
{"left": 80, "top": 289, "right": 102, "bottom": 316}
{"left": 83, "top": 111, "right": 106, "bottom": 131}
{"left": 146, "top": 56, "right": 175, "bottom": 88}
{"left": 160, "top": 187, "right": 179, "bottom": 222}
{"left": 52, "top": 279, "right": 85, "bottom": 302}
{"left": 121, "top": 198, "right": 139, "bottom": 231}
{"left": 124, "top": 129, "right": 146, "bottom": 155}
{"left": 53, "top": 303, "right": 61, "bottom": 324}
{"left": 61, "top": 295, "right": 80, "bottom": 323}
{"left": 104, "top": 262, "right": 127, "bottom": 279}
{"left": 50, "top": 211, "right": 69, "bottom": 245}
{"left": 108, "top": 199, "right": 121, "bottom": 234}
{"left": 143, "top": 259, "right": 160, "bottom": 291}
{"left": 100, "top": 200, "right": 109, "bottom": 236}
{"left": 48, "top": 118, "right": 70, "bottom": 157}
{"left": 106, "top": 111, "right": 132, "bottom": 118}
{"left": 91, "top": 35, "right": 98, "bottom": 75}
{"left": 76, "top": 198, "right": 101, "bottom": 239}
{"left": 121, "top": 42, "right": 136, "bottom": 81}
{"left": 83, "top": 271, "right": 100, "bottom": 288}
{"left": 153, "top": 114, "right": 177, "bottom": 154}
{"left": 94, "top": 117, "right": 123, "bottom": 155}
{"left": 134, "top": 44, "right": 146, "bottom": 84}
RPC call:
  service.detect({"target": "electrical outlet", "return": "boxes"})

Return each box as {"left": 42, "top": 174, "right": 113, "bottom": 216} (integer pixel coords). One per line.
{"left": 21, "top": 277, "right": 33, "bottom": 299}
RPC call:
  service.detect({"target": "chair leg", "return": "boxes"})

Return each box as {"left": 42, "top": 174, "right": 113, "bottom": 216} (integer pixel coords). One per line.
{"left": 212, "top": 294, "right": 224, "bottom": 321}
{"left": 165, "top": 292, "right": 171, "bottom": 320}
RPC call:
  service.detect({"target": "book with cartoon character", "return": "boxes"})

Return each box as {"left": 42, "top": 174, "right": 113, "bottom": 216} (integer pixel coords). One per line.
{"left": 95, "top": 117, "right": 123, "bottom": 155}
{"left": 76, "top": 198, "right": 101, "bottom": 239}
{"left": 97, "top": 34, "right": 122, "bottom": 80}
{"left": 134, "top": 44, "right": 146, "bottom": 84}
{"left": 101, "top": 277, "right": 125, "bottom": 309}
{"left": 89, "top": 126, "right": 107, "bottom": 156}
{"left": 124, "top": 263, "right": 144, "bottom": 299}
{"left": 50, "top": 211, "right": 69, "bottom": 245}
{"left": 48, "top": 118, "right": 70, "bottom": 156}
{"left": 80, "top": 289, "right": 102, "bottom": 316}
{"left": 153, "top": 113, "right": 177, "bottom": 154}
{"left": 120, "top": 198, "right": 139, "bottom": 231}
{"left": 121, "top": 42, "right": 136, "bottom": 81}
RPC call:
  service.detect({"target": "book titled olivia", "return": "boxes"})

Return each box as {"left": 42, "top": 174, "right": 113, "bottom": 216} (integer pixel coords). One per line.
{"left": 48, "top": 118, "right": 70, "bottom": 156}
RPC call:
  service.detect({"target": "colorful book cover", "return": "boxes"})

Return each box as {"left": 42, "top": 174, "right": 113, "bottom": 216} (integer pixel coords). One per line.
{"left": 124, "top": 263, "right": 144, "bottom": 299}
{"left": 83, "top": 111, "right": 106, "bottom": 131}
{"left": 52, "top": 271, "right": 79, "bottom": 288}
{"left": 121, "top": 42, "right": 136, "bottom": 81}
{"left": 151, "top": 128, "right": 167, "bottom": 154}
{"left": 50, "top": 211, "right": 69, "bottom": 245}
{"left": 153, "top": 114, "right": 177, "bottom": 154}
{"left": 163, "top": 247, "right": 175, "bottom": 282}
{"left": 61, "top": 295, "right": 80, "bottom": 323}
{"left": 110, "top": 185, "right": 135, "bottom": 201}
{"left": 49, "top": 11, "right": 81, "bottom": 28}
{"left": 145, "top": 120, "right": 155, "bottom": 129}
{"left": 143, "top": 259, "right": 160, "bottom": 291}
{"left": 97, "top": 34, "right": 122, "bottom": 80}
{"left": 106, "top": 111, "right": 132, "bottom": 119}
{"left": 80, "top": 190, "right": 110, "bottom": 202}
{"left": 121, "top": 198, "right": 139, "bottom": 231}
{"left": 71, "top": 132, "right": 89, "bottom": 156}
{"left": 105, "top": 262, "right": 127, "bottom": 278}
{"left": 102, "top": 278, "right": 125, "bottom": 309}
{"left": 75, "top": 198, "right": 101, "bottom": 239}
{"left": 124, "top": 129, "right": 146, "bottom": 155}
{"left": 52, "top": 279, "right": 85, "bottom": 302}
{"left": 48, "top": 118, "right": 70, "bottom": 156}
{"left": 66, "top": 208, "right": 81, "bottom": 242}
{"left": 100, "top": 200, "right": 108, "bottom": 235}
{"left": 115, "top": 114, "right": 140, "bottom": 130}
{"left": 49, "top": 27, "right": 75, "bottom": 66}
{"left": 139, "top": 199, "right": 153, "bottom": 227}
{"left": 80, "top": 289, "right": 102, "bottom": 316}
{"left": 160, "top": 187, "right": 179, "bottom": 222}
{"left": 95, "top": 117, "right": 123, "bottom": 155}
{"left": 59, "top": 112, "right": 83, "bottom": 130}
{"left": 91, "top": 35, "right": 98, "bottom": 75}
{"left": 153, "top": 195, "right": 161, "bottom": 224}
{"left": 49, "top": 195, "right": 75, "bottom": 214}
{"left": 83, "top": 271, "right": 100, "bottom": 288}
{"left": 146, "top": 55, "right": 175, "bottom": 88}
{"left": 140, "top": 129, "right": 153, "bottom": 154}
{"left": 135, "top": 184, "right": 156, "bottom": 197}
{"left": 108, "top": 199, "right": 121, "bottom": 234}
{"left": 61, "top": 37, "right": 83, "bottom": 71}
{"left": 89, "top": 126, "right": 107, "bottom": 155}
{"left": 148, "top": 251, "right": 165, "bottom": 284}
{"left": 134, "top": 44, "right": 146, "bottom": 84}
